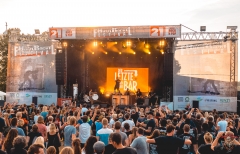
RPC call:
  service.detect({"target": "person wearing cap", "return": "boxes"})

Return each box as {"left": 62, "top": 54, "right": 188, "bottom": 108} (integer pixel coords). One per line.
{"left": 211, "top": 131, "right": 240, "bottom": 153}
{"left": 146, "top": 124, "right": 192, "bottom": 154}
{"left": 93, "top": 141, "right": 105, "bottom": 154}
{"left": 139, "top": 111, "right": 155, "bottom": 136}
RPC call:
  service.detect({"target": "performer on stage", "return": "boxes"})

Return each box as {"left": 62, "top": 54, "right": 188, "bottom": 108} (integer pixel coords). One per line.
{"left": 89, "top": 89, "right": 94, "bottom": 104}
{"left": 124, "top": 88, "right": 130, "bottom": 95}
{"left": 114, "top": 77, "right": 121, "bottom": 94}
{"left": 83, "top": 92, "right": 90, "bottom": 103}
{"left": 136, "top": 88, "right": 143, "bottom": 105}
{"left": 148, "top": 89, "right": 156, "bottom": 106}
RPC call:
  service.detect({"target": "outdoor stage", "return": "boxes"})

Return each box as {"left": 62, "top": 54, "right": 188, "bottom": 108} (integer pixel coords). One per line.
{"left": 5, "top": 25, "right": 239, "bottom": 113}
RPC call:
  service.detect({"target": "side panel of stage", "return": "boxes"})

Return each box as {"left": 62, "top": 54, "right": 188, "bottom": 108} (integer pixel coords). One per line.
{"left": 6, "top": 41, "right": 58, "bottom": 105}
{"left": 173, "top": 40, "right": 238, "bottom": 112}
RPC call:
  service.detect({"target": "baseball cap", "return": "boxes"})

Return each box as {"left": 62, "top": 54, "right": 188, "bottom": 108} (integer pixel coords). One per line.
{"left": 93, "top": 141, "right": 105, "bottom": 153}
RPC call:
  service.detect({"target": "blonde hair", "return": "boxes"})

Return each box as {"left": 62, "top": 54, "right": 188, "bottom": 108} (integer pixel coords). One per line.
{"left": 204, "top": 132, "right": 213, "bottom": 143}
{"left": 34, "top": 136, "right": 45, "bottom": 148}
{"left": 47, "top": 146, "right": 56, "bottom": 154}
{"left": 18, "top": 119, "right": 24, "bottom": 127}
{"left": 49, "top": 123, "right": 56, "bottom": 134}
{"left": 60, "top": 147, "right": 74, "bottom": 154}
{"left": 16, "top": 112, "right": 22, "bottom": 118}
{"left": 37, "top": 116, "right": 44, "bottom": 124}
{"left": 102, "top": 118, "right": 108, "bottom": 126}
{"left": 69, "top": 116, "right": 76, "bottom": 125}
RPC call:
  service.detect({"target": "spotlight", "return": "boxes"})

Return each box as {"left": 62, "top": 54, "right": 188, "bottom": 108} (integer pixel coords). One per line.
{"left": 119, "top": 52, "right": 122, "bottom": 55}
{"left": 114, "top": 42, "right": 118, "bottom": 44}
{"left": 126, "top": 41, "right": 131, "bottom": 47}
{"left": 63, "top": 42, "right": 67, "bottom": 47}
{"left": 93, "top": 41, "right": 98, "bottom": 47}
{"left": 144, "top": 43, "right": 150, "bottom": 49}
{"left": 148, "top": 52, "right": 151, "bottom": 54}
{"left": 159, "top": 40, "right": 165, "bottom": 47}
{"left": 105, "top": 52, "right": 108, "bottom": 54}
{"left": 133, "top": 52, "right": 136, "bottom": 55}
{"left": 160, "top": 49, "right": 164, "bottom": 54}
{"left": 92, "top": 52, "right": 94, "bottom": 54}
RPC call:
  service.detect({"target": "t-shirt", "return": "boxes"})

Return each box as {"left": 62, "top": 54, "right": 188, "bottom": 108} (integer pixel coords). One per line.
{"left": 96, "top": 128, "right": 113, "bottom": 145}
{"left": 113, "top": 147, "right": 137, "bottom": 154}
{"left": 27, "top": 131, "right": 42, "bottom": 146}
{"left": 40, "top": 111, "right": 48, "bottom": 120}
{"left": 198, "top": 144, "right": 215, "bottom": 154}
{"left": 122, "top": 120, "right": 135, "bottom": 131}
{"left": 131, "top": 112, "right": 139, "bottom": 125}
{"left": 79, "top": 123, "right": 91, "bottom": 143}
{"left": 81, "top": 107, "right": 88, "bottom": 116}
{"left": 104, "top": 144, "right": 116, "bottom": 154}
{"left": 109, "top": 119, "right": 115, "bottom": 128}
{"left": 36, "top": 123, "right": 47, "bottom": 138}
{"left": 116, "top": 131, "right": 128, "bottom": 146}
{"left": 217, "top": 120, "right": 227, "bottom": 132}
{"left": 78, "top": 119, "right": 93, "bottom": 126}
{"left": 95, "top": 121, "right": 103, "bottom": 133}
{"left": 178, "top": 133, "right": 196, "bottom": 154}
{"left": 11, "top": 127, "right": 25, "bottom": 136}
{"left": 64, "top": 125, "right": 76, "bottom": 146}
{"left": 0, "top": 118, "right": 5, "bottom": 132}
{"left": 214, "top": 145, "right": 240, "bottom": 154}
{"left": 155, "top": 136, "right": 184, "bottom": 154}
{"left": 130, "top": 136, "right": 148, "bottom": 154}
{"left": 145, "top": 119, "right": 155, "bottom": 136}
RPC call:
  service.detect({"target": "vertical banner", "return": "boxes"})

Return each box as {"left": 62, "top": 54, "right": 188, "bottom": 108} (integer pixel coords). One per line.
{"left": 173, "top": 41, "right": 238, "bottom": 112}
{"left": 6, "top": 41, "right": 58, "bottom": 105}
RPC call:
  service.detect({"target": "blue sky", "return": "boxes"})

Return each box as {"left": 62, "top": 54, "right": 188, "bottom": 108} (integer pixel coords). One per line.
{"left": 0, "top": 0, "right": 239, "bottom": 34}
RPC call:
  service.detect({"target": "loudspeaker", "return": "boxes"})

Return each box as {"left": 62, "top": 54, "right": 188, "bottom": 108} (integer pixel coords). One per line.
{"left": 192, "top": 100, "right": 199, "bottom": 108}
{"left": 55, "top": 50, "right": 65, "bottom": 85}
{"left": 32, "top": 97, "right": 38, "bottom": 105}
{"left": 0, "top": 100, "right": 4, "bottom": 107}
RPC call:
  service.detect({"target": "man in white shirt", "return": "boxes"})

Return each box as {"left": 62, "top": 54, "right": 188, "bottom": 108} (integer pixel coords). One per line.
{"left": 121, "top": 113, "right": 135, "bottom": 132}
{"left": 81, "top": 103, "right": 88, "bottom": 116}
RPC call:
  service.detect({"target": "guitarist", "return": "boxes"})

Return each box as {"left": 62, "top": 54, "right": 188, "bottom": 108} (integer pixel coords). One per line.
{"left": 148, "top": 89, "right": 156, "bottom": 106}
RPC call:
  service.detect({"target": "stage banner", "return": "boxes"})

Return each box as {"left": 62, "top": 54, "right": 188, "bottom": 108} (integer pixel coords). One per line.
{"left": 49, "top": 25, "right": 181, "bottom": 39}
{"left": 6, "top": 92, "right": 57, "bottom": 105}
{"left": 173, "top": 41, "right": 238, "bottom": 112}
{"left": 106, "top": 68, "right": 149, "bottom": 93}
{"left": 6, "top": 41, "right": 58, "bottom": 105}
{"left": 173, "top": 96, "right": 237, "bottom": 112}
{"left": 160, "top": 102, "right": 173, "bottom": 111}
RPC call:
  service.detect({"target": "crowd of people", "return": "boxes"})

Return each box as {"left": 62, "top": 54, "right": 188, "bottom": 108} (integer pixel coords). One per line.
{"left": 0, "top": 101, "right": 239, "bottom": 154}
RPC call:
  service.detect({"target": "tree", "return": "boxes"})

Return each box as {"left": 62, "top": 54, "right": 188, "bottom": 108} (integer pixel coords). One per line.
{"left": 0, "top": 30, "right": 9, "bottom": 92}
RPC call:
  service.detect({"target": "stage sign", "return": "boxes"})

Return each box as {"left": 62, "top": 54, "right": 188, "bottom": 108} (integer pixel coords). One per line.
{"left": 6, "top": 41, "right": 58, "bottom": 105}
{"left": 49, "top": 25, "right": 181, "bottom": 39}
{"left": 106, "top": 68, "right": 148, "bottom": 93}
{"left": 49, "top": 27, "right": 76, "bottom": 39}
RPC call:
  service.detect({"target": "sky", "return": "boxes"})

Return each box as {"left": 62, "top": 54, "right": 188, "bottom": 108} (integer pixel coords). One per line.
{"left": 0, "top": 0, "right": 240, "bottom": 34}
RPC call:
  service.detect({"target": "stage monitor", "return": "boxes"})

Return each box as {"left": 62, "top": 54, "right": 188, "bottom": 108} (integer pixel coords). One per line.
{"left": 106, "top": 68, "right": 149, "bottom": 93}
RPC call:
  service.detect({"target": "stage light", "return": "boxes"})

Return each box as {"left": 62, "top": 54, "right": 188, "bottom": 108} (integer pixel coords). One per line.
{"left": 92, "top": 52, "right": 94, "bottom": 54}
{"left": 160, "top": 49, "right": 164, "bottom": 54}
{"left": 133, "top": 52, "right": 136, "bottom": 55}
{"left": 148, "top": 52, "right": 151, "bottom": 54}
{"left": 105, "top": 52, "right": 108, "bottom": 54}
{"left": 159, "top": 40, "right": 165, "bottom": 47}
{"left": 126, "top": 41, "right": 131, "bottom": 47}
{"left": 144, "top": 43, "right": 150, "bottom": 49}
{"left": 114, "top": 42, "right": 118, "bottom": 44}
{"left": 63, "top": 42, "right": 67, "bottom": 47}
{"left": 93, "top": 41, "right": 98, "bottom": 47}
{"left": 119, "top": 52, "right": 122, "bottom": 54}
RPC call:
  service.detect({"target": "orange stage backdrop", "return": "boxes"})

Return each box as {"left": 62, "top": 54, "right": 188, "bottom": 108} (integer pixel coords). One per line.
{"left": 106, "top": 68, "right": 149, "bottom": 93}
